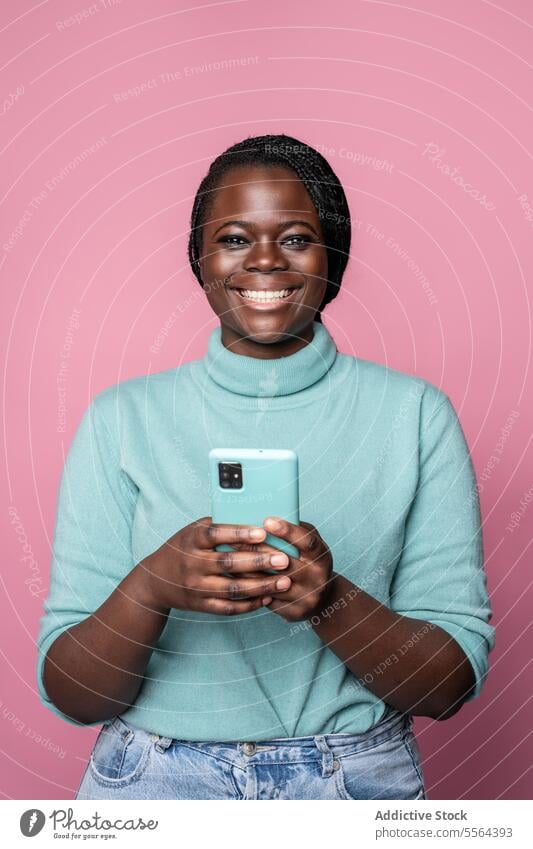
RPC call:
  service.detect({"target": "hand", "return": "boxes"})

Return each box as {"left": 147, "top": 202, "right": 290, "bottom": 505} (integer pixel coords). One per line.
{"left": 138, "top": 517, "right": 293, "bottom": 616}
{"left": 232, "top": 517, "right": 334, "bottom": 623}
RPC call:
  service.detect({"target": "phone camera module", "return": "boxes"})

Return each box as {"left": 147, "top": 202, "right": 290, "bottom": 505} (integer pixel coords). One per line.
{"left": 219, "top": 462, "right": 242, "bottom": 489}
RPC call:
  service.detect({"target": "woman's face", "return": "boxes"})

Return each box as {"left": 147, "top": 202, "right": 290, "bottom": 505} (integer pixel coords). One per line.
{"left": 197, "top": 164, "right": 328, "bottom": 355}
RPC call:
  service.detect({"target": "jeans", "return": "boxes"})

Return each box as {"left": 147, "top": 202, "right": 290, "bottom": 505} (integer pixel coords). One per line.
{"left": 75, "top": 708, "right": 427, "bottom": 800}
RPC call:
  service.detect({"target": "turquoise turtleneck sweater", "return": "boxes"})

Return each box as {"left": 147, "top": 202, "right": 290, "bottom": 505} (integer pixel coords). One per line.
{"left": 36, "top": 321, "right": 495, "bottom": 739}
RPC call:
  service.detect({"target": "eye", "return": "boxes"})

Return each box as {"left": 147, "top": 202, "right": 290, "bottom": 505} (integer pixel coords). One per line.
{"left": 217, "top": 235, "right": 249, "bottom": 248}
{"left": 282, "top": 234, "right": 313, "bottom": 248}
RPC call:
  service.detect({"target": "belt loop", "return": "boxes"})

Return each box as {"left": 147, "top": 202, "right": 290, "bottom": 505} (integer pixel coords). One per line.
{"left": 314, "top": 735, "right": 334, "bottom": 778}
{"left": 154, "top": 735, "right": 173, "bottom": 753}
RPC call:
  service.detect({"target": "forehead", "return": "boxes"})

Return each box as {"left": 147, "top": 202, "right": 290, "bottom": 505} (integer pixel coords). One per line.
{"left": 205, "top": 164, "right": 318, "bottom": 222}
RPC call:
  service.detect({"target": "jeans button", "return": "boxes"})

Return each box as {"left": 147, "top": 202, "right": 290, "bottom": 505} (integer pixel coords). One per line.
{"left": 243, "top": 742, "right": 257, "bottom": 756}
{"left": 332, "top": 759, "right": 340, "bottom": 770}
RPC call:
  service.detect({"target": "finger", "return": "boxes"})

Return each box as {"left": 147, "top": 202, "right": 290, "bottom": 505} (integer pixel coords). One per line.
{"left": 230, "top": 542, "right": 283, "bottom": 553}
{"left": 203, "top": 596, "right": 272, "bottom": 616}
{"left": 195, "top": 517, "right": 267, "bottom": 549}
{"left": 230, "top": 542, "right": 291, "bottom": 568}
{"left": 238, "top": 570, "right": 278, "bottom": 580}
{"left": 199, "top": 573, "right": 292, "bottom": 600}
{"left": 263, "top": 516, "right": 320, "bottom": 555}
{"left": 261, "top": 596, "right": 295, "bottom": 614}
{"left": 206, "top": 547, "right": 290, "bottom": 574}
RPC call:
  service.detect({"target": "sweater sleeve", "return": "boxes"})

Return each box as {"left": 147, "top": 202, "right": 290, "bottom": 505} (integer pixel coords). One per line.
{"left": 35, "top": 390, "right": 138, "bottom": 726}
{"left": 388, "top": 385, "right": 495, "bottom": 702}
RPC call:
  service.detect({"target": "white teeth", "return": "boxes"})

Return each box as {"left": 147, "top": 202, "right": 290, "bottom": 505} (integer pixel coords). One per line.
{"left": 236, "top": 288, "right": 294, "bottom": 301}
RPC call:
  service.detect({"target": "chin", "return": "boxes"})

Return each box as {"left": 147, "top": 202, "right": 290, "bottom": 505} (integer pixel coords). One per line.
{"left": 234, "top": 318, "right": 295, "bottom": 340}
{"left": 243, "top": 329, "right": 290, "bottom": 344}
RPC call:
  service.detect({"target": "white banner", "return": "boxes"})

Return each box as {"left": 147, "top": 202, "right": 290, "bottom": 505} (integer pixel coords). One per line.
{"left": 3, "top": 799, "right": 528, "bottom": 847}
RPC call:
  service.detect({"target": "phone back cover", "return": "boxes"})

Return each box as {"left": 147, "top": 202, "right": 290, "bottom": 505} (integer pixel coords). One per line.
{"left": 209, "top": 448, "right": 299, "bottom": 558}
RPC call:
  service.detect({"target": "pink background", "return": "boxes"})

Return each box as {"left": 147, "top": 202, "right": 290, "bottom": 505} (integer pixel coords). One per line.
{"left": 1, "top": 0, "right": 532, "bottom": 800}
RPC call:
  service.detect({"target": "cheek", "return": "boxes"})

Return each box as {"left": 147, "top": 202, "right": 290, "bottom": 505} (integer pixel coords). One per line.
{"left": 297, "top": 246, "right": 328, "bottom": 272}
{"left": 202, "top": 247, "right": 241, "bottom": 282}
{"left": 299, "top": 250, "right": 328, "bottom": 285}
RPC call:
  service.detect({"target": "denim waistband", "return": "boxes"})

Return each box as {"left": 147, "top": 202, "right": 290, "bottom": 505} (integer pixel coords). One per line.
{"left": 264, "top": 709, "right": 412, "bottom": 747}
{"left": 113, "top": 706, "right": 413, "bottom": 760}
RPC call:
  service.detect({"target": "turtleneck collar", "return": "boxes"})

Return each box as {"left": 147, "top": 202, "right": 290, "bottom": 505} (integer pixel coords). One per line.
{"left": 201, "top": 321, "right": 338, "bottom": 397}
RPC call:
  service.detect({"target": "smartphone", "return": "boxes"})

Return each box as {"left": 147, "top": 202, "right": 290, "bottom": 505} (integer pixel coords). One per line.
{"left": 208, "top": 448, "right": 300, "bottom": 560}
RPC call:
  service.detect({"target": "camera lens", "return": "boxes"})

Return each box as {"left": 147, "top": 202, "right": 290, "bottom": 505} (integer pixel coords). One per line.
{"left": 219, "top": 461, "right": 242, "bottom": 488}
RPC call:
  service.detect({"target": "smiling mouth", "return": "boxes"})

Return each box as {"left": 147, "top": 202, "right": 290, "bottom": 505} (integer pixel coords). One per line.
{"left": 229, "top": 287, "right": 300, "bottom": 302}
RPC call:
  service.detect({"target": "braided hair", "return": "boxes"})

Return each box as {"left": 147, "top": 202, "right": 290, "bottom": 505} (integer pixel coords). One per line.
{"left": 187, "top": 133, "right": 351, "bottom": 323}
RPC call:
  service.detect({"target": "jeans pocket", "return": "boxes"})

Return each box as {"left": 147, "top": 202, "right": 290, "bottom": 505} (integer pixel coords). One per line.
{"left": 89, "top": 717, "right": 152, "bottom": 788}
{"left": 335, "top": 729, "right": 426, "bottom": 800}
{"left": 402, "top": 730, "right": 427, "bottom": 800}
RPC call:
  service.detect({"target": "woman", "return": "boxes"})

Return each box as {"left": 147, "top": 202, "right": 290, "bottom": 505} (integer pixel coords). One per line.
{"left": 37, "top": 133, "right": 494, "bottom": 800}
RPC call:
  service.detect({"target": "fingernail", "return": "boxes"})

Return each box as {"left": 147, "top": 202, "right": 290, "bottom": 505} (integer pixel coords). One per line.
{"left": 265, "top": 517, "right": 281, "bottom": 530}
{"left": 275, "top": 576, "right": 291, "bottom": 590}
{"left": 262, "top": 596, "right": 272, "bottom": 605}
{"left": 270, "top": 554, "right": 288, "bottom": 567}
{"left": 250, "top": 528, "right": 265, "bottom": 539}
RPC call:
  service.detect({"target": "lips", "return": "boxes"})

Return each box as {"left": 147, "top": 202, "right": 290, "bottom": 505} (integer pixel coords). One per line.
{"left": 232, "top": 286, "right": 298, "bottom": 302}
{"left": 226, "top": 274, "right": 306, "bottom": 293}
{"left": 226, "top": 285, "right": 302, "bottom": 308}
{"left": 229, "top": 286, "right": 300, "bottom": 293}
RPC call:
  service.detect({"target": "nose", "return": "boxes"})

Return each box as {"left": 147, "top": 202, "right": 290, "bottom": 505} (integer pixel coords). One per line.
{"left": 244, "top": 238, "right": 289, "bottom": 273}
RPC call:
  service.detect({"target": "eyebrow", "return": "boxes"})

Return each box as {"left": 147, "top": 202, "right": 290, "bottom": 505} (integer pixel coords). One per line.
{"left": 212, "top": 219, "right": 320, "bottom": 237}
